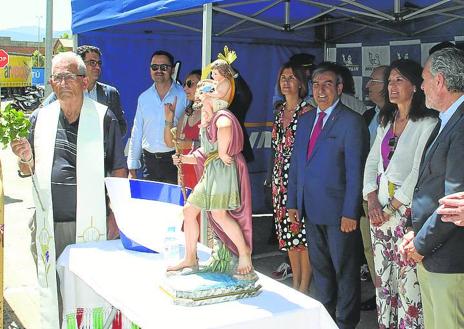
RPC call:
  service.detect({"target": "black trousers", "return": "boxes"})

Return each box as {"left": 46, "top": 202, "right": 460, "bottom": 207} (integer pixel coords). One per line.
{"left": 306, "top": 222, "right": 361, "bottom": 329}
{"left": 142, "top": 150, "right": 177, "bottom": 184}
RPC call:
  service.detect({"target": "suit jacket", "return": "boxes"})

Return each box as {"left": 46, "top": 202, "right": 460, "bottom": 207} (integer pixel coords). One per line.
{"left": 362, "top": 106, "right": 376, "bottom": 126}
{"left": 412, "top": 102, "right": 464, "bottom": 273}
{"left": 41, "top": 81, "right": 127, "bottom": 136}
{"left": 287, "top": 101, "right": 369, "bottom": 226}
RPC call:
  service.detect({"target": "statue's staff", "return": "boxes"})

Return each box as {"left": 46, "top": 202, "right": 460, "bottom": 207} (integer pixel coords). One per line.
{"left": 170, "top": 127, "right": 187, "bottom": 204}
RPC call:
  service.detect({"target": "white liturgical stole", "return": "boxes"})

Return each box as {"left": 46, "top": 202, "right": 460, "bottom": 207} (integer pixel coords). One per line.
{"left": 33, "top": 97, "right": 107, "bottom": 328}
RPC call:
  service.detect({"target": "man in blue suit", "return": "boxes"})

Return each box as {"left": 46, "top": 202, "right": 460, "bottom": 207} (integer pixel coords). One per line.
{"left": 287, "top": 62, "right": 368, "bottom": 329}
{"left": 400, "top": 47, "right": 464, "bottom": 329}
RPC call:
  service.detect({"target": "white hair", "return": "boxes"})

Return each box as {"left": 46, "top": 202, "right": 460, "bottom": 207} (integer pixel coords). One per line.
{"left": 429, "top": 47, "right": 464, "bottom": 93}
{"left": 52, "top": 52, "right": 87, "bottom": 75}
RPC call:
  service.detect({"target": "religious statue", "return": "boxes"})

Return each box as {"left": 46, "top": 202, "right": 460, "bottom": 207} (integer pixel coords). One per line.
{"left": 161, "top": 47, "right": 260, "bottom": 306}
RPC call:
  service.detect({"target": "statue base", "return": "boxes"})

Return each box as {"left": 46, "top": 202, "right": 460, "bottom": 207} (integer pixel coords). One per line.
{"left": 160, "top": 237, "right": 261, "bottom": 306}
{"left": 160, "top": 271, "right": 261, "bottom": 306}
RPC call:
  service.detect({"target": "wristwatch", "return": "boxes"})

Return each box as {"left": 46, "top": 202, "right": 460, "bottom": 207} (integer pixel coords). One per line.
{"left": 382, "top": 202, "right": 397, "bottom": 216}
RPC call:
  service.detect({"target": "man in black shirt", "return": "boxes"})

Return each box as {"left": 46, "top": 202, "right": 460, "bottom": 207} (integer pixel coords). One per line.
{"left": 11, "top": 51, "right": 126, "bottom": 327}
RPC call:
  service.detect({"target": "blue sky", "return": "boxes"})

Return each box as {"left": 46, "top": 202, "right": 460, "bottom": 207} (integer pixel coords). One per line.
{"left": 1, "top": 0, "right": 71, "bottom": 31}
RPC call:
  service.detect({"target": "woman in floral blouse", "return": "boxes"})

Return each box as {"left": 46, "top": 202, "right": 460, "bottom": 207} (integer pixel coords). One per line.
{"left": 271, "top": 61, "right": 314, "bottom": 293}
{"left": 363, "top": 59, "right": 438, "bottom": 328}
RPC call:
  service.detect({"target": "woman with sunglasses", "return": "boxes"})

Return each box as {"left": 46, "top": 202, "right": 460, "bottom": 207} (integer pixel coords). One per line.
{"left": 164, "top": 70, "right": 202, "bottom": 189}
{"left": 271, "top": 62, "right": 314, "bottom": 293}
{"left": 363, "top": 59, "right": 438, "bottom": 328}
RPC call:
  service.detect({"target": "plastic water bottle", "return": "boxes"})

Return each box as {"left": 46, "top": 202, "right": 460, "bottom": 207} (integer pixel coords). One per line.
{"left": 163, "top": 225, "right": 180, "bottom": 265}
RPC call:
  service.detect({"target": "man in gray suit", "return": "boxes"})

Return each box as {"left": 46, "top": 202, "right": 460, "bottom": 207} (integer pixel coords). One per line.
{"left": 43, "top": 45, "right": 127, "bottom": 136}
{"left": 401, "top": 47, "right": 464, "bottom": 329}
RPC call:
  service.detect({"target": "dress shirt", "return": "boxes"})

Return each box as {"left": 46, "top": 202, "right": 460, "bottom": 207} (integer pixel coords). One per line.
{"left": 438, "top": 94, "right": 464, "bottom": 134}
{"left": 368, "top": 106, "right": 380, "bottom": 148}
{"left": 310, "top": 99, "right": 339, "bottom": 134}
{"left": 127, "top": 81, "right": 187, "bottom": 170}
{"left": 85, "top": 84, "right": 98, "bottom": 101}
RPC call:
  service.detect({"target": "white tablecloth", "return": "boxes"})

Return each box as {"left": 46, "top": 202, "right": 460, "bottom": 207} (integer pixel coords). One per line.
{"left": 57, "top": 240, "right": 337, "bottom": 329}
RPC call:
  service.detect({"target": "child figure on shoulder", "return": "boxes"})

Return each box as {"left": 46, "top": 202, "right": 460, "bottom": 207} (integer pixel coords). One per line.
{"left": 198, "top": 55, "right": 236, "bottom": 127}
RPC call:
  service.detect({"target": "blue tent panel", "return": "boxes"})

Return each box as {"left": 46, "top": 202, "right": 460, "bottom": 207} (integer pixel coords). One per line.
{"left": 72, "top": 0, "right": 218, "bottom": 33}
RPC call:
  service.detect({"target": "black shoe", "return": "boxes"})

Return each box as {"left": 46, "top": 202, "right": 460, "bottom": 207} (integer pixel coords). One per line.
{"left": 360, "top": 296, "right": 376, "bottom": 311}
{"left": 360, "top": 264, "right": 371, "bottom": 282}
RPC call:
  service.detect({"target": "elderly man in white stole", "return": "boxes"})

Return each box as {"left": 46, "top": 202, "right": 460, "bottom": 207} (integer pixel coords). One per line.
{"left": 11, "top": 52, "right": 126, "bottom": 328}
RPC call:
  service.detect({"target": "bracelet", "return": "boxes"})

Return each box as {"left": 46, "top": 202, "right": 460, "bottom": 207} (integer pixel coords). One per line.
{"left": 19, "top": 155, "right": 33, "bottom": 164}
{"left": 164, "top": 120, "right": 173, "bottom": 127}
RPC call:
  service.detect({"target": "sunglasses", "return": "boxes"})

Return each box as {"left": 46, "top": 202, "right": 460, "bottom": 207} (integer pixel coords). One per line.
{"left": 150, "top": 64, "right": 171, "bottom": 72}
{"left": 183, "top": 80, "right": 197, "bottom": 88}
{"left": 85, "top": 60, "right": 102, "bottom": 67}
{"left": 387, "top": 136, "right": 398, "bottom": 160}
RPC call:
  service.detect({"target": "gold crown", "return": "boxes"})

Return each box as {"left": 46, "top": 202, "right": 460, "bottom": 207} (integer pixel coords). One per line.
{"left": 201, "top": 46, "right": 237, "bottom": 80}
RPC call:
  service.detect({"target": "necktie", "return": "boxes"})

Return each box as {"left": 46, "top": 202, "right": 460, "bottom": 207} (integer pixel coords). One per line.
{"left": 307, "top": 111, "right": 326, "bottom": 159}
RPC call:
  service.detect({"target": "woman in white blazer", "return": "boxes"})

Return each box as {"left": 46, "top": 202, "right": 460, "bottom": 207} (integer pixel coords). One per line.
{"left": 363, "top": 59, "right": 438, "bottom": 329}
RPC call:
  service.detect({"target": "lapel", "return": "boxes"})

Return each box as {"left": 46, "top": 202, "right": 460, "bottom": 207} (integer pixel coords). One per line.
{"left": 96, "top": 82, "right": 107, "bottom": 104}
{"left": 306, "top": 103, "right": 343, "bottom": 163}
{"left": 418, "top": 103, "right": 464, "bottom": 182}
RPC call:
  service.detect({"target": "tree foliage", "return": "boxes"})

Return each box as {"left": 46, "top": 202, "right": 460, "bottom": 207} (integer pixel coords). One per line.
{"left": 0, "top": 104, "right": 31, "bottom": 149}
{"left": 32, "top": 50, "right": 45, "bottom": 67}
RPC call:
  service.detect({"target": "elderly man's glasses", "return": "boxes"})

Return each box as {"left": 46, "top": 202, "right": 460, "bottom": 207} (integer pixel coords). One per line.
{"left": 85, "top": 60, "right": 102, "bottom": 67}
{"left": 50, "top": 73, "right": 85, "bottom": 83}
{"left": 150, "top": 64, "right": 171, "bottom": 72}
{"left": 388, "top": 136, "right": 398, "bottom": 160}
{"left": 183, "top": 80, "right": 196, "bottom": 88}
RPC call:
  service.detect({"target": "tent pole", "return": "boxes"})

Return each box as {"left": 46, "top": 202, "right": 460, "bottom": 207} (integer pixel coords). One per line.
{"left": 394, "top": 0, "right": 401, "bottom": 15}
{"left": 200, "top": 3, "right": 212, "bottom": 246}
{"left": 202, "top": 3, "right": 212, "bottom": 70}
{"left": 45, "top": 0, "right": 53, "bottom": 98}
{"left": 73, "top": 34, "right": 78, "bottom": 52}
{"left": 284, "top": 0, "right": 290, "bottom": 31}
{"left": 402, "top": 0, "right": 450, "bottom": 20}
{"left": 217, "top": 0, "right": 282, "bottom": 36}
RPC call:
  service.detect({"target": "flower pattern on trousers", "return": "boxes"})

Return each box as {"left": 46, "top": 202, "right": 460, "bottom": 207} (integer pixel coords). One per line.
{"left": 371, "top": 207, "right": 424, "bottom": 328}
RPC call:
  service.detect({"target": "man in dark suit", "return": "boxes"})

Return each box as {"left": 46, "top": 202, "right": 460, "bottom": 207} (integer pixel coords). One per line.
{"left": 400, "top": 47, "right": 464, "bottom": 329}
{"left": 359, "top": 65, "right": 387, "bottom": 311}
{"left": 42, "top": 45, "right": 128, "bottom": 136}
{"left": 287, "top": 63, "right": 368, "bottom": 329}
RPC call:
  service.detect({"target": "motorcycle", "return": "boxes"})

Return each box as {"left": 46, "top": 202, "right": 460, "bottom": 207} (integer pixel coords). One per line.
{"left": 10, "top": 86, "right": 44, "bottom": 112}
{"left": 10, "top": 93, "right": 41, "bottom": 112}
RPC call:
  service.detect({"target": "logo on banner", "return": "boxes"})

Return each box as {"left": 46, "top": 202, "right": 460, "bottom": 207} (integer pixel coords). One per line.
{"left": 368, "top": 52, "right": 381, "bottom": 66}
{"left": 341, "top": 53, "right": 360, "bottom": 73}
{"left": 397, "top": 52, "right": 409, "bottom": 60}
